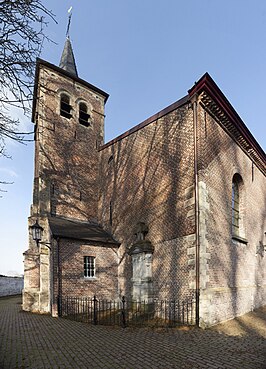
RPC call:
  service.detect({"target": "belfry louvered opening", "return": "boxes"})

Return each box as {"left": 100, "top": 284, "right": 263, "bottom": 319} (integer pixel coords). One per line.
{"left": 79, "top": 102, "right": 90, "bottom": 127}
{"left": 60, "top": 93, "right": 72, "bottom": 119}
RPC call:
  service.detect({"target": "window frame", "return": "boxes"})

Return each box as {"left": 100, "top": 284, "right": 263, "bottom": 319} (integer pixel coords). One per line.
{"left": 84, "top": 256, "right": 96, "bottom": 279}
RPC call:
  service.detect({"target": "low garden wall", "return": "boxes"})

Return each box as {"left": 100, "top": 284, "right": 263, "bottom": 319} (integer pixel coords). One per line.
{"left": 0, "top": 275, "right": 24, "bottom": 297}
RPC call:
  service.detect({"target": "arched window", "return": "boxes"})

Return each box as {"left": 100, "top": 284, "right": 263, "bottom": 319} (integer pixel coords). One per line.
{"left": 79, "top": 102, "right": 90, "bottom": 127}
{"left": 232, "top": 177, "right": 240, "bottom": 236}
{"left": 232, "top": 173, "right": 246, "bottom": 241}
{"left": 60, "top": 94, "right": 72, "bottom": 119}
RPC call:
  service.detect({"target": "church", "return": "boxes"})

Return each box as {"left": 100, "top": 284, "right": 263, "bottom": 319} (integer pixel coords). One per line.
{"left": 22, "top": 35, "right": 266, "bottom": 328}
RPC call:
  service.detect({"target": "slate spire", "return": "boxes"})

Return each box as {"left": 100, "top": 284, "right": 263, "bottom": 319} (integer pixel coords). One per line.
{"left": 59, "top": 7, "right": 78, "bottom": 77}
{"left": 59, "top": 36, "right": 78, "bottom": 77}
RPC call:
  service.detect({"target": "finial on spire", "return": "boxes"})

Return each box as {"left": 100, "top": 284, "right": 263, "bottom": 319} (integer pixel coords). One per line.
{"left": 66, "top": 6, "right": 73, "bottom": 37}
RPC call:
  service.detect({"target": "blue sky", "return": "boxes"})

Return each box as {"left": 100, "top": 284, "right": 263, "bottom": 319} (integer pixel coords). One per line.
{"left": 0, "top": 0, "right": 265, "bottom": 275}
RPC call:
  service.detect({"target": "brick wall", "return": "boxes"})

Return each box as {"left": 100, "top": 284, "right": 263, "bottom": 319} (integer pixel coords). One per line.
{"left": 197, "top": 100, "right": 266, "bottom": 326}
{"left": 99, "top": 103, "right": 196, "bottom": 300}
{"left": 53, "top": 239, "right": 119, "bottom": 301}
{"left": 32, "top": 64, "right": 105, "bottom": 222}
{"left": 24, "top": 62, "right": 108, "bottom": 314}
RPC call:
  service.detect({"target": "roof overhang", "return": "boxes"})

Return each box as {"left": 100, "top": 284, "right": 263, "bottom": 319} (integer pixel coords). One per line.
{"left": 49, "top": 216, "right": 120, "bottom": 247}
{"left": 189, "top": 73, "right": 266, "bottom": 175}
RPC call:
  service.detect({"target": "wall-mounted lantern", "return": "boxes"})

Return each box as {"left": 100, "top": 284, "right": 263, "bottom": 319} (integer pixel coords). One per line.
{"left": 30, "top": 219, "right": 50, "bottom": 249}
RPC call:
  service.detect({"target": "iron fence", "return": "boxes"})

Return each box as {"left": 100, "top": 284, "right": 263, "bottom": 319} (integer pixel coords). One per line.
{"left": 60, "top": 295, "right": 196, "bottom": 327}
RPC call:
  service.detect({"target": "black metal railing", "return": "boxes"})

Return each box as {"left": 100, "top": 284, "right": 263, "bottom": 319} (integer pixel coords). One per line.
{"left": 60, "top": 295, "right": 196, "bottom": 327}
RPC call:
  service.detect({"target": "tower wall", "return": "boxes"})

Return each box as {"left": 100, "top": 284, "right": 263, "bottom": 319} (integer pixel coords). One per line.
{"left": 32, "top": 63, "right": 105, "bottom": 221}
{"left": 23, "top": 61, "right": 107, "bottom": 313}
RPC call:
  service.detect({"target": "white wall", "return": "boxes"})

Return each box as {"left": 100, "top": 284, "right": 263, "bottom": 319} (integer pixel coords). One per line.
{"left": 0, "top": 275, "right": 24, "bottom": 297}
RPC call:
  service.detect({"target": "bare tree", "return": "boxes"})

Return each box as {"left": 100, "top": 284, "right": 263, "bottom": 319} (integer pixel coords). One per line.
{"left": 0, "top": 0, "right": 56, "bottom": 157}
{"left": 0, "top": 0, "right": 55, "bottom": 195}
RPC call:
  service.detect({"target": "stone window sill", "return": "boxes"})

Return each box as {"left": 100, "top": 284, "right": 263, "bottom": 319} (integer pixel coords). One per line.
{"left": 84, "top": 277, "right": 97, "bottom": 281}
{"left": 232, "top": 235, "right": 248, "bottom": 244}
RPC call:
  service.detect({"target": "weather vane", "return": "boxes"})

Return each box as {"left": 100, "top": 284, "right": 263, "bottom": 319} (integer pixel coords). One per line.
{"left": 66, "top": 6, "right": 73, "bottom": 37}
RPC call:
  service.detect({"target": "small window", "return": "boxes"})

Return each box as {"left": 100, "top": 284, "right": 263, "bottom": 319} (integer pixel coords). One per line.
{"left": 60, "top": 94, "right": 72, "bottom": 119}
{"left": 79, "top": 102, "right": 90, "bottom": 127}
{"left": 84, "top": 256, "right": 95, "bottom": 278}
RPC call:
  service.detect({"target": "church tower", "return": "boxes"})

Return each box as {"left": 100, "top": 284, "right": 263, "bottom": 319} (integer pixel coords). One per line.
{"left": 32, "top": 37, "right": 108, "bottom": 222}
{"left": 23, "top": 34, "right": 111, "bottom": 314}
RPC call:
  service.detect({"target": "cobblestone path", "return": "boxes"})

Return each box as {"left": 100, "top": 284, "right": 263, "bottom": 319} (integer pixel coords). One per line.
{"left": 0, "top": 296, "right": 265, "bottom": 369}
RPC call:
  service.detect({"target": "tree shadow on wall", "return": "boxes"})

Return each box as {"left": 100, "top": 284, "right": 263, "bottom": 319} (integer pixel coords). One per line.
{"left": 106, "top": 104, "right": 195, "bottom": 301}
{"left": 201, "top": 104, "right": 266, "bottom": 324}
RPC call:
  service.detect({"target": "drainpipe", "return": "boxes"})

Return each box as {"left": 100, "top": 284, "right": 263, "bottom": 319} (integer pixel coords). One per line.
{"left": 191, "top": 95, "right": 200, "bottom": 327}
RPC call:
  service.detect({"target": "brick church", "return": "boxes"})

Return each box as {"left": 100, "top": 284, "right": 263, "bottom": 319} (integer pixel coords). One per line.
{"left": 23, "top": 36, "right": 266, "bottom": 327}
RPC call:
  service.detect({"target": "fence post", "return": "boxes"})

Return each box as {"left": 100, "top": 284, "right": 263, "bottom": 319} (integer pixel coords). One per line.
{"left": 174, "top": 300, "right": 177, "bottom": 326}
{"left": 121, "top": 296, "right": 126, "bottom": 328}
{"left": 58, "top": 295, "right": 62, "bottom": 317}
{"left": 93, "top": 295, "right": 98, "bottom": 325}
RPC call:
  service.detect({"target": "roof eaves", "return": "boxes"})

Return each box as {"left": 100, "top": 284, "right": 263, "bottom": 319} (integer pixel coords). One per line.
{"left": 52, "top": 232, "right": 120, "bottom": 247}
{"left": 99, "top": 95, "right": 189, "bottom": 151}
{"left": 189, "top": 73, "right": 266, "bottom": 167}
{"left": 48, "top": 216, "right": 120, "bottom": 247}
{"left": 52, "top": 233, "right": 120, "bottom": 246}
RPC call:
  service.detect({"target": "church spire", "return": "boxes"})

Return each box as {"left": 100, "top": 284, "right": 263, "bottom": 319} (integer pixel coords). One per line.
{"left": 59, "top": 7, "right": 78, "bottom": 77}
{"left": 59, "top": 37, "right": 78, "bottom": 77}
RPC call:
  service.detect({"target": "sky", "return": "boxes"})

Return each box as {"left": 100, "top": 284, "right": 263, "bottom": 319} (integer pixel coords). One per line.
{"left": 0, "top": 0, "right": 265, "bottom": 276}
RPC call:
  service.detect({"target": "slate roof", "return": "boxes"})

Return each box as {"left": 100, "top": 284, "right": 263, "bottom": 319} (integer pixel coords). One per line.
{"left": 59, "top": 37, "right": 78, "bottom": 77}
{"left": 49, "top": 217, "right": 120, "bottom": 246}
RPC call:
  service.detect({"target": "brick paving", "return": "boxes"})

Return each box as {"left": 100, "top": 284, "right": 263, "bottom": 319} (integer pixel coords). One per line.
{"left": 0, "top": 296, "right": 265, "bottom": 369}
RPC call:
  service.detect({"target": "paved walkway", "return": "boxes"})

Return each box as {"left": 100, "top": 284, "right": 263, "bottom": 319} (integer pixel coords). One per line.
{"left": 0, "top": 296, "right": 265, "bottom": 369}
